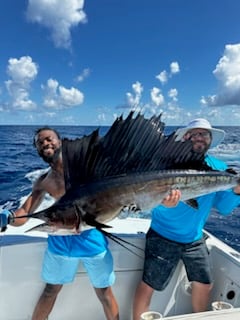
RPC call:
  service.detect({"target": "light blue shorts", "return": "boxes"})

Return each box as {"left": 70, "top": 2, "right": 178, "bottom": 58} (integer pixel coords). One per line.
{"left": 41, "top": 248, "right": 115, "bottom": 288}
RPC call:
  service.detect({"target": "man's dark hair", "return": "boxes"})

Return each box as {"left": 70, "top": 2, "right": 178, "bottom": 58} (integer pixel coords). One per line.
{"left": 33, "top": 126, "right": 61, "bottom": 147}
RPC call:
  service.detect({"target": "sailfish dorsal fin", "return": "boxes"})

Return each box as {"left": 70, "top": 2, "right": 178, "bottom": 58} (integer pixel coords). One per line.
{"left": 62, "top": 112, "right": 211, "bottom": 188}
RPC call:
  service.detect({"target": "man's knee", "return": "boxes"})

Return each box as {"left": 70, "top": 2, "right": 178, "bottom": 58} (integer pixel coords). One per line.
{"left": 192, "top": 281, "right": 213, "bottom": 292}
{"left": 95, "top": 287, "right": 113, "bottom": 304}
{"left": 42, "top": 284, "right": 63, "bottom": 298}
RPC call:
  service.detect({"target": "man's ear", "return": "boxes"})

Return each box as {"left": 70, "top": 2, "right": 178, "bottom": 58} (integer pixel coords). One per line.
{"left": 183, "top": 132, "right": 191, "bottom": 141}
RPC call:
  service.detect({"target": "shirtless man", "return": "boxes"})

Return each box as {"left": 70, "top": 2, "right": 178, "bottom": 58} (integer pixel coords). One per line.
{"left": 0, "top": 127, "right": 119, "bottom": 320}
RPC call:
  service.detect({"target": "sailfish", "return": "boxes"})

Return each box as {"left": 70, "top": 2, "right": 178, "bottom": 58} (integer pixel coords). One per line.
{"left": 12, "top": 111, "right": 240, "bottom": 234}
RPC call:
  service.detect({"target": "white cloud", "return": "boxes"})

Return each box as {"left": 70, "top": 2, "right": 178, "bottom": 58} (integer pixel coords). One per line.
{"left": 168, "top": 88, "right": 178, "bottom": 101}
{"left": 46, "top": 112, "right": 57, "bottom": 118}
{"left": 6, "top": 56, "right": 38, "bottom": 83}
{"left": 76, "top": 68, "right": 91, "bottom": 82}
{"left": 132, "top": 81, "right": 143, "bottom": 95}
{"left": 5, "top": 56, "right": 38, "bottom": 110}
{"left": 61, "top": 115, "right": 76, "bottom": 124}
{"left": 26, "top": 0, "right": 87, "bottom": 49}
{"left": 156, "top": 61, "right": 180, "bottom": 85}
{"left": 170, "top": 62, "right": 180, "bottom": 74}
{"left": 97, "top": 113, "right": 106, "bottom": 122}
{"left": 201, "top": 43, "right": 240, "bottom": 106}
{"left": 42, "top": 78, "right": 84, "bottom": 108}
{"left": 59, "top": 86, "right": 84, "bottom": 106}
{"left": 156, "top": 70, "right": 168, "bottom": 84}
{"left": 150, "top": 87, "right": 164, "bottom": 106}
{"left": 126, "top": 81, "right": 143, "bottom": 108}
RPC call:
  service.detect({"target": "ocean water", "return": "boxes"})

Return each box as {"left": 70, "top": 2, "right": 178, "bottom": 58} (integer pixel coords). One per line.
{"left": 0, "top": 125, "right": 240, "bottom": 252}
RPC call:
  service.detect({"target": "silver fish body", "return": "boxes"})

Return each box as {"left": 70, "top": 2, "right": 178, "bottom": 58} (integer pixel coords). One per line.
{"left": 28, "top": 169, "right": 240, "bottom": 234}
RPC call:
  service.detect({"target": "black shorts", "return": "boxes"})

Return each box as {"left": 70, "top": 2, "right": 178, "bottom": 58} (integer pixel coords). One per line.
{"left": 142, "top": 228, "right": 212, "bottom": 291}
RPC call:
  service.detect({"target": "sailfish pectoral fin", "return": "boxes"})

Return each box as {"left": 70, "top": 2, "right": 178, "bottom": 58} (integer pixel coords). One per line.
{"left": 74, "top": 204, "right": 112, "bottom": 229}
{"left": 184, "top": 199, "right": 199, "bottom": 209}
{"left": 83, "top": 213, "right": 112, "bottom": 229}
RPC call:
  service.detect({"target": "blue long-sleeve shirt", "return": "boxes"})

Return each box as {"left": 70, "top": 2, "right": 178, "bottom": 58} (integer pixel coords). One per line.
{"left": 150, "top": 155, "right": 240, "bottom": 243}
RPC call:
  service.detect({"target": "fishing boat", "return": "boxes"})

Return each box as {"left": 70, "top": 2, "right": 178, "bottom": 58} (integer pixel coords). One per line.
{"left": 1, "top": 217, "right": 240, "bottom": 320}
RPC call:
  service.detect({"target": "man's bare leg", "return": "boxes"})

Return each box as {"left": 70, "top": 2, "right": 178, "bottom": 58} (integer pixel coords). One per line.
{"left": 133, "top": 281, "right": 154, "bottom": 320}
{"left": 191, "top": 281, "right": 212, "bottom": 312}
{"left": 94, "top": 287, "right": 119, "bottom": 320}
{"left": 32, "top": 284, "right": 62, "bottom": 320}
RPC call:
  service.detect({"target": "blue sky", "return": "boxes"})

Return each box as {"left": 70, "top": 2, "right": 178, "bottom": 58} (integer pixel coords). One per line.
{"left": 1, "top": 0, "right": 240, "bottom": 126}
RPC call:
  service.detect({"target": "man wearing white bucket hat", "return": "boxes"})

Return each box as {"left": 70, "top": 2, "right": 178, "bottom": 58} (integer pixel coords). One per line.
{"left": 175, "top": 118, "right": 225, "bottom": 149}
{"left": 133, "top": 118, "right": 240, "bottom": 320}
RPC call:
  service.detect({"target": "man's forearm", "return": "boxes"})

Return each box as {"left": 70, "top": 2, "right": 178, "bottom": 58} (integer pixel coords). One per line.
{"left": 10, "top": 208, "right": 29, "bottom": 226}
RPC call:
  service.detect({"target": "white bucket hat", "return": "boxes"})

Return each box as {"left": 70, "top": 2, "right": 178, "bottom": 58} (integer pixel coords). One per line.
{"left": 175, "top": 118, "right": 225, "bottom": 148}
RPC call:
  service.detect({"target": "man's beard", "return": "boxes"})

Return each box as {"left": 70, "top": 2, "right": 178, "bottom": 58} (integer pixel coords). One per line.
{"left": 39, "top": 146, "right": 61, "bottom": 164}
{"left": 192, "top": 141, "right": 210, "bottom": 154}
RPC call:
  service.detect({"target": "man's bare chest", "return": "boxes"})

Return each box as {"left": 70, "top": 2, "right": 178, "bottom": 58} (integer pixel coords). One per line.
{"left": 41, "top": 170, "right": 65, "bottom": 199}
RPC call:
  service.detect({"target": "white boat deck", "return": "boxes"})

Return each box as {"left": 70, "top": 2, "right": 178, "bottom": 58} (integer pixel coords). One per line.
{"left": 1, "top": 217, "right": 240, "bottom": 319}
{"left": 165, "top": 307, "right": 240, "bottom": 319}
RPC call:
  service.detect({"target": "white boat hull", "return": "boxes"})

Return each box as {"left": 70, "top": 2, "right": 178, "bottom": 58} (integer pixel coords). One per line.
{"left": 1, "top": 218, "right": 240, "bottom": 319}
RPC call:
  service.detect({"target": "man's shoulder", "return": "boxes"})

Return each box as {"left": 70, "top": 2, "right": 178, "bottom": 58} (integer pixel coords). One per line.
{"left": 39, "top": 171, "right": 49, "bottom": 180}
{"left": 33, "top": 171, "right": 51, "bottom": 191}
